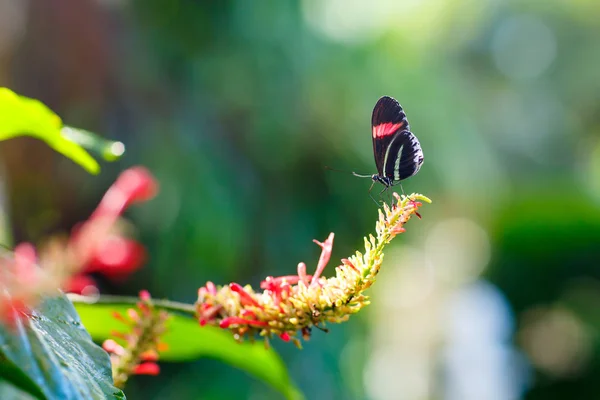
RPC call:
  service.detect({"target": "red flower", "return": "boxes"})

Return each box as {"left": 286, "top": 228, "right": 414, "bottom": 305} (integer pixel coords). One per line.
{"left": 65, "top": 167, "right": 158, "bottom": 294}
{"left": 66, "top": 237, "right": 147, "bottom": 294}
{"left": 193, "top": 192, "right": 431, "bottom": 346}
{"left": 104, "top": 291, "right": 169, "bottom": 387}
{"left": 0, "top": 166, "right": 159, "bottom": 327}
{"left": 134, "top": 362, "right": 160, "bottom": 376}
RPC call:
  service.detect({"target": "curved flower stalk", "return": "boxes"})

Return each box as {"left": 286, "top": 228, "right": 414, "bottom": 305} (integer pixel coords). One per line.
{"left": 196, "top": 193, "right": 431, "bottom": 347}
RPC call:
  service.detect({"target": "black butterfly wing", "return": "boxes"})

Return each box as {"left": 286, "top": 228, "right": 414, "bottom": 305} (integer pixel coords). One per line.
{"left": 371, "top": 96, "right": 409, "bottom": 176}
{"left": 371, "top": 96, "right": 423, "bottom": 182}
{"left": 383, "top": 129, "right": 424, "bottom": 182}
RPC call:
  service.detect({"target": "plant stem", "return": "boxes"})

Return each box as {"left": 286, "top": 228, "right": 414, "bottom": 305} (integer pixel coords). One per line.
{"left": 67, "top": 294, "right": 197, "bottom": 316}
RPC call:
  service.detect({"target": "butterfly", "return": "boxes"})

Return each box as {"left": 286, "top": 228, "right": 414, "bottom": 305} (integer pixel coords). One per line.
{"left": 353, "top": 96, "right": 424, "bottom": 202}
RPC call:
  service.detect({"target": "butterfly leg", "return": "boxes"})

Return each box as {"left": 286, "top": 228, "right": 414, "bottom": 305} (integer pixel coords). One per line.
{"left": 390, "top": 181, "right": 406, "bottom": 198}
{"left": 399, "top": 182, "right": 406, "bottom": 197}
{"left": 382, "top": 184, "right": 397, "bottom": 205}
{"left": 368, "top": 181, "right": 384, "bottom": 207}
{"left": 378, "top": 185, "right": 394, "bottom": 208}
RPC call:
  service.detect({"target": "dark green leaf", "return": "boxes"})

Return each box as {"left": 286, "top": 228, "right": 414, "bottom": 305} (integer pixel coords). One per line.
{"left": 0, "top": 358, "right": 45, "bottom": 400}
{"left": 0, "top": 381, "right": 39, "bottom": 400}
{"left": 0, "top": 294, "right": 126, "bottom": 400}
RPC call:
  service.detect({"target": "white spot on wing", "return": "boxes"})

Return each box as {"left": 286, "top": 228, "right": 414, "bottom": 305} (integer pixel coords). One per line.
{"left": 394, "top": 145, "right": 404, "bottom": 180}
{"left": 383, "top": 134, "right": 399, "bottom": 174}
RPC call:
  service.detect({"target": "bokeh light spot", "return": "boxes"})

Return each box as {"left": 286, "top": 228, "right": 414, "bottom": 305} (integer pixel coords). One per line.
{"left": 491, "top": 15, "right": 557, "bottom": 80}
{"left": 109, "top": 141, "right": 125, "bottom": 157}
{"left": 425, "top": 218, "right": 491, "bottom": 284}
{"left": 519, "top": 306, "right": 592, "bottom": 377}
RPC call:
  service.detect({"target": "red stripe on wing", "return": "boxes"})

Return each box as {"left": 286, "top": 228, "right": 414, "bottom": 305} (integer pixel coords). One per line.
{"left": 372, "top": 122, "right": 404, "bottom": 139}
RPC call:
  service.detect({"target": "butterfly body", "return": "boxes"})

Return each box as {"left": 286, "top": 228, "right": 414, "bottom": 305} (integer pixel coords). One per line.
{"left": 369, "top": 96, "right": 424, "bottom": 188}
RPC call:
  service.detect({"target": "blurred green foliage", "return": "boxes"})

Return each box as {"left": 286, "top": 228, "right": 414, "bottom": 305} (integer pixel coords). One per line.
{"left": 1, "top": 0, "right": 600, "bottom": 399}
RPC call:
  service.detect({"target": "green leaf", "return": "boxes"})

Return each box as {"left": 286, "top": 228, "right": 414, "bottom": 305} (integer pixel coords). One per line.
{"left": 0, "top": 358, "right": 45, "bottom": 400}
{"left": 0, "top": 294, "right": 126, "bottom": 400}
{"left": 0, "top": 87, "right": 100, "bottom": 174}
{"left": 0, "top": 381, "right": 39, "bottom": 400}
{"left": 73, "top": 301, "right": 303, "bottom": 400}
{"left": 61, "top": 126, "right": 125, "bottom": 162}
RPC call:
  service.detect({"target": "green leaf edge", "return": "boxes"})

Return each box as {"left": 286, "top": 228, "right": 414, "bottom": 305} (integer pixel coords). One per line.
{"left": 0, "top": 87, "right": 100, "bottom": 174}
{"left": 0, "top": 294, "right": 126, "bottom": 400}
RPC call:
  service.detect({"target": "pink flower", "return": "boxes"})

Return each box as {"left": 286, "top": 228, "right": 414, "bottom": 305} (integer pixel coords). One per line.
{"left": 230, "top": 283, "right": 262, "bottom": 308}
{"left": 133, "top": 362, "right": 160, "bottom": 376}
{"left": 220, "top": 317, "right": 268, "bottom": 329}
{"left": 0, "top": 166, "right": 158, "bottom": 327}
{"left": 104, "top": 291, "right": 169, "bottom": 387}
{"left": 66, "top": 237, "right": 147, "bottom": 294}
{"left": 193, "top": 192, "right": 431, "bottom": 346}
{"left": 64, "top": 167, "right": 157, "bottom": 294}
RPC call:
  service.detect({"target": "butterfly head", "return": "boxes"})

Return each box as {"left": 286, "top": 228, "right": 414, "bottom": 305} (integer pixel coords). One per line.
{"left": 373, "top": 175, "right": 393, "bottom": 187}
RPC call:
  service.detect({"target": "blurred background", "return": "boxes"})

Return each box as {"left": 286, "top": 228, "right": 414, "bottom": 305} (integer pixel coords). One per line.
{"left": 1, "top": 0, "right": 600, "bottom": 399}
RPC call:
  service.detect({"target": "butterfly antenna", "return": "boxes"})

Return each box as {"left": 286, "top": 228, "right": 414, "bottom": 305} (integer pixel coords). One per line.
{"left": 352, "top": 172, "right": 373, "bottom": 178}
{"left": 324, "top": 166, "right": 349, "bottom": 173}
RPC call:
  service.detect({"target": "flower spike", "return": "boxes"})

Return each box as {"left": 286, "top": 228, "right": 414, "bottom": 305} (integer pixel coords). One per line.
{"left": 195, "top": 193, "right": 431, "bottom": 346}
{"left": 103, "top": 291, "right": 169, "bottom": 389}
